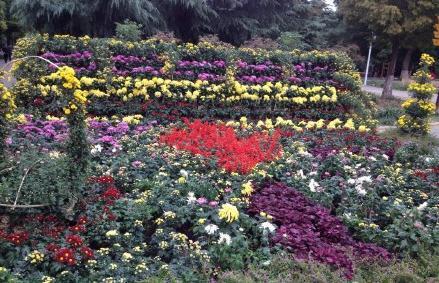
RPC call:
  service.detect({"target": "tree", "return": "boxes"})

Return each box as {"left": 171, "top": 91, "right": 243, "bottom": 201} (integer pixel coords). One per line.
{"left": 0, "top": 0, "right": 6, "bottom": 35}
{"left": 154, "top": 0, "right": 216, "bottom": 43}
{"left": 339, "top": 0, "right": 439, "bottom": 98}
{"left": 10, "top": 0, "right": 161, "bottom": 36}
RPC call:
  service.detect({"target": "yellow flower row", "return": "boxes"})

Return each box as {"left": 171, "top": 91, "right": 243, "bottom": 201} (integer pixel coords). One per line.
{"left": 225, "top": 117, "right": 370, "bottom": 132}
{"left": 39, "top": 75, "right": 340, "bottom": 106}
{"left": 39, "top": 67, "right": 87, "bottom": 115}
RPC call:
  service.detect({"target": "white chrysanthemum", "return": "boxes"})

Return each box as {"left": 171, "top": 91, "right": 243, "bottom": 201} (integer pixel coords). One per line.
{"left": 180, "top": 169, "right": 189, "bottom": 178}
{"left": 309, "top": 179, "right": 319, "bottom": 192}
{"left": 187, "top": 192, "right": 196, "bottom": 205}
{"left": 218, "top": 233, "right": 232, "bottom": 245}
{"left": 204, "top": 224, "right": 219, "bottom": 235}
{"left": 259, "top": 222, "right": 276, "bottom": 233}
{"left": 417, "top": 202, "right": 428, "bottom": 211}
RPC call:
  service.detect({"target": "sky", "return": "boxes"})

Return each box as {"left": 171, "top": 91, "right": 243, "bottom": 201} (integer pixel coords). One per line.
{"left": 324, "top": 0, "right": 336, "bottom": 10}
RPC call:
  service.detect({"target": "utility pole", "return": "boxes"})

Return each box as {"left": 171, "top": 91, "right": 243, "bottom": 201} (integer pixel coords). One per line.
{"left": 364, "top": 34, "right": 376, "bottom": 86}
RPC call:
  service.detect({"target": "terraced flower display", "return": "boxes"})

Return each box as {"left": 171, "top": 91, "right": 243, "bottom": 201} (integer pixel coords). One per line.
{"left": 0, "top": 35, "right": 437, "bottom": 282}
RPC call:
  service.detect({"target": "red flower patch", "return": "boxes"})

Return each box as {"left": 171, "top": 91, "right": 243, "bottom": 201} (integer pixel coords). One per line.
{"left": 5, "top": 231, "right": 29, "bottom": 246}
{"left": 66, "top": 234, "right": 83, "bottom": 248}
{"left": 80, "top": 246, "right": 94, "bottom": 259}
{"left": 160, "top": 120, "right": 282, "bottom": 174}
{"left": 54, "top": 248, "right": 76, "bottom": 266}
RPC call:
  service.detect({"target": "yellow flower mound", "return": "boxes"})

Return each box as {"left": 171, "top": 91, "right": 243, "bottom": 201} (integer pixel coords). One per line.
{"left": 218, "top": 203, "right": 239, "bottom": 223}
{"left": 46, "top": 66, "right": 81, "bottom": 90}
{"left": 407, "top": 82, "right": 436, "bottom": 97}
{"left": 401, "top": 98, "right": 417, "bottom": 109}
{"left": 0, "top": 82, "right": 16, "bottom": 120}
{"left": 418, "top": 100, "right": 436, "bottom": 114}
{"left": 40, "top": 66, "right": 87, "bottom": 116}
{"left": 420, "top": 53, "right": 435, "bottom": 66}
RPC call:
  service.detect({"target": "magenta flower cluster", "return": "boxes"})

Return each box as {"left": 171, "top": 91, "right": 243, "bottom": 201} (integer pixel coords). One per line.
{"left": 249, "top": 183, "right": 391, "bottom": 279}
{"left": 9, "top": 117, "right": 153, "bottom": 152}
{"left": 173, "top": 60, "right": 227, "bottom": 82}
{"left": 42, "top": 51, "right": 97, "bottom": 74}
{"left": 111, "top": 55, "right": 164, "bottom": 77}
{"left": 235, "top": 60, "right": 283, "bottom": 84}
{"left": 289, "top": 63, "right": 336, "bottom": 87}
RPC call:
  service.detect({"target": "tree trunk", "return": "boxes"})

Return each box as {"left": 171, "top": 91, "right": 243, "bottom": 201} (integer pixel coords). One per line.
{"left": 382, "top": 42, "right": 400, "bottom": 99}
{"left": 401, "top": 48, "right": 415, "bottom": 85}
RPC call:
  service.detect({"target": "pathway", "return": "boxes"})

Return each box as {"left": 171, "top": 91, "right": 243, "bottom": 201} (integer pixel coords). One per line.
{"left": 0, "top": 61, "right": 16, "bottom": 88}
{"left": 362, "top": 85, "right": 411, "bottom": 100}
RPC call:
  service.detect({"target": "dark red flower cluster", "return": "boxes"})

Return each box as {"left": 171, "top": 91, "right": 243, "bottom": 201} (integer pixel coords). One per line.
{"left": 0, "top": 176, "right": 124, "bottom": 266}
{"left": 88, "top": 176, "right": 114, "bottom": 185}
{"left": 69, "top": 224, "right": 86, "bottom": 233}
{"left": 281, "top": 129, "right": 398, "bottom": 160}
{"left": 80, "top": 246, "right": 94, "bottom": 259}
{"left": 66, "top": 234, "right": 83, "bottom": 248}
{"left": 46, "top": 243, "right": 61, "bottom": 252}
{"left": 3, "top": 231, "right": 30, "bottom": 245}
{"left": 101, "top": 186, "right": 122, "bottom": 205}
{"left": 42, "top": 225, "right": 66, "bottom": 239}
{"left": 54, "top": 247, "right": 76, "bottom": 265}
{"left": 249, "top": 183, "right": 391, "bottom": 279}
{"left": 160, "top": 120, "right": 282, "bottom": 174}
{"left": 77, "top": 216, "right": 88, "bottom": 225}
{"left": 413, "top": 167, "right": 439, "bottom": 187}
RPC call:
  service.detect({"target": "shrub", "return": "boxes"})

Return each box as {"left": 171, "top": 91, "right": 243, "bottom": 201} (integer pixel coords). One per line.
{"left": 115, "top": 20, "right": 143, "bottom": 42}
{"left": 398, "top": 54, "right": 437, "bottom": 135}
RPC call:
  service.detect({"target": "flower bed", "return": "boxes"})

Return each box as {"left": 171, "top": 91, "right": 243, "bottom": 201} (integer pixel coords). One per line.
{"left": 11, "top": 34, "right": 373, "bottom": 124}
{"left": 1, "top": 115, "right": 438, "bottom": 281}
{"left": 0, "top": 35, "right": 437, "bottom": 282}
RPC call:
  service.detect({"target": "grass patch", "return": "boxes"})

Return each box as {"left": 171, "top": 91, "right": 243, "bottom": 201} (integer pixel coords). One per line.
{"left": 367, "top": 78, "right": 408, "bottom": 91}
{"left": 218, "top": 251, "right": 439, "bottom": 283}
{"left": 379, "top": 128, "right": 439, "bottom": 154}
{"left": 374, "top": 97, "right": 404, "bottom": 126}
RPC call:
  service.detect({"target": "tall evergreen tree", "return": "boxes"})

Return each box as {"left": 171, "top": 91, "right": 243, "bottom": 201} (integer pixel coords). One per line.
{"left": 10, "top": 0, "right": 161, "bottom": 36}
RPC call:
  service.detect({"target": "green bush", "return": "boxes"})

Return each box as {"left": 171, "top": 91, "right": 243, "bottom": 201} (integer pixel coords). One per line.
{"left": 115, "top": 20, "right": 143, "bottom": 42}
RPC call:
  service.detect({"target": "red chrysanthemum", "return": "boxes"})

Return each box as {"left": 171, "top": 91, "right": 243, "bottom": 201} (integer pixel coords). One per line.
{"left": 66, "top": 234, "right": 83, "bottom": 248}
{"left": 80, "top": 246, "right": 94, "bottom": 259}
{"left": 54, "top": 248, "right": 76, "bottom": 266}
{"left": 7, "top": 231, "right": 29, "bottom": 245}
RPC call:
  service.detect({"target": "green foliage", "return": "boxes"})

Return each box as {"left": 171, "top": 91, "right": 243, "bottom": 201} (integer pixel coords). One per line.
{"left": 219, "top": 256, "right": 345, "bottom": 283}
{"left": 0, "top": 149, "right": 70, "bottom": 206}
{"left": 10, "top": 0, "right": 161, "bottom": 36}
{"left": 0, "top": 0, "right": 6, "bottom": 33}
{"left": 277, "top": 32, "right": 307, "bottom": 51}
{"left": 339, "top": 0, "right": 439, "bottom": 39}
{"left": 64, "top": 110, "right": 89, "bottom": 219}
{"left": 115, "top": 20, "right": 143, "bottom": 41}
{"left": 8, "top": 0, "right": 340, "bottom": 46}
